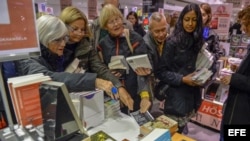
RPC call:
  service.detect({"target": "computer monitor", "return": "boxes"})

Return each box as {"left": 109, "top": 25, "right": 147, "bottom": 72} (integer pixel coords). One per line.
{"left": 39, "top": 81, "right": 88, "bottom": 141}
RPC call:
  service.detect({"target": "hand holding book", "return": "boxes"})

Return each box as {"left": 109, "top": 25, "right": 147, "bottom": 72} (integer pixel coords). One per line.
{"left": 134, "top": 67, "right": 152, "bottom": 76}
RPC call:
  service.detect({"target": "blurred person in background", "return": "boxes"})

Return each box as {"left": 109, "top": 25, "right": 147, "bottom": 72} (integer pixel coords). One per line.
{"left": 200, "top": 3, "right": 224, "bottom": 60}
{"left": 126, "top": 11, "right": 146, "bottom": 37}
{"left": 97, "top": 4, "right": 152, "bottom": 114}
{"left": 155, "top": 3, "right": 204, "bottom": 133}
{"left": 169, "top": 11, "right": 179, "bottom": 34}
{"left": 91, "top": 0, "right": 133, "bottom": 50}
{"left": 164, "top": 13, "right": 172, "bottom": 34}
{"left": 220, "top": 5, "right": 250, "bottom": 141}
{"left": 59, "top": 6, "right": 134, "bottom": 111}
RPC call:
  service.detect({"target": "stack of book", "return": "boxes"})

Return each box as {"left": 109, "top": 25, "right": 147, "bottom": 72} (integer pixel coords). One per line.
{"left": 196, "top": 43, "right": 214, "bottom": 70}
{"left": 7, "top": 73, "right": 51, "bottom": 127}
{"left": 104, "top": 97, "right": 120, "bottom": 118}
{"left": 194, "top": 43, "right": 214, "bottom": 85}
{"left": 108, "top": 55, "right": 129, "bottom": 74}
{"left": 192, "top": 68, "right": 213, "bottom": 85}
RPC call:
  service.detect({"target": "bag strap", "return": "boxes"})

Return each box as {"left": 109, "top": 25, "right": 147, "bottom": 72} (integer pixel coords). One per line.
{"left": 124, "top": 29, "right": 133, "bottom": 54}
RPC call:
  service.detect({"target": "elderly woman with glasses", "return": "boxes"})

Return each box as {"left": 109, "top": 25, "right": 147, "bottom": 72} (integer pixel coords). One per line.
{"left": 16, "top": 15, "right": 132, "bottom": 105}
{"left": 59, "top": 6, "right": 134, "bottom": 110}
{"left": 97, "top": 4, "right": 152, "bottom": 114}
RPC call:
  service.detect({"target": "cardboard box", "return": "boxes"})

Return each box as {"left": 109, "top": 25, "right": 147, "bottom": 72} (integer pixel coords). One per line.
{"left": 171, "top": 133, "right": 196, "bottom": 141}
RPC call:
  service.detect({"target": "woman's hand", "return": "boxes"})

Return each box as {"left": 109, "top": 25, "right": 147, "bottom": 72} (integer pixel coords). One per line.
{"left": 140, "top": 97, "right": 151, "bottom": 113}
{"left": 111, "top": 70, "right": 122, "bottom": 78}
{"left": 182, "top": 72, "right": 201, "bottom": 86}
{"left": 95, "top": 78, "right": 119, "bottom": 99}
{"left": 220, "top": 74, "right": 232, "bottom": 85}
{"left": 118, "top": 87, "right": 134, "bottom": 111}
{"left": 135, "top": 67, "right": 151, "bottom": 76}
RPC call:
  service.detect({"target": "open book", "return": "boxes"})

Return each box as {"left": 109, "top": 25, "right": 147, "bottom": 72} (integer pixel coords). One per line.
{"left": 126, "top": 54, "right": 152, "bottom": 71}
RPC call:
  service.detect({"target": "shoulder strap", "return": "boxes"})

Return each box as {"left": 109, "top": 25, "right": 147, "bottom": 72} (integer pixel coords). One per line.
{"left": 124, "top": 29, "right": 134, "bottom": 54}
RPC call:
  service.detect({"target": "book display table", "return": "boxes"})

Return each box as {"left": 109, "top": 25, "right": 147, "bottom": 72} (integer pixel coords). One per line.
{"left": 87, "top": 113, "right": 140, "bottom": 141}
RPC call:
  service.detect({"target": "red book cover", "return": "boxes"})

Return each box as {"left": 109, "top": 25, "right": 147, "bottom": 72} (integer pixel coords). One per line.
{"left": 14, "top": 83, "right": 43, "bottom": 126}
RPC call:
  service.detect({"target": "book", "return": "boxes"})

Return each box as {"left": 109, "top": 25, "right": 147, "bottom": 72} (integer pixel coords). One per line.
{"left": 214, "top": 84, "right": 229, "bottom": 103}
{"left": 89, "top": 130, "right": 116, "bottom": 141}
{"left": 230, "top": 34, "right": 241, "bottom": 46}
{"left": 65, "top": 58, "right": 85, "bottom": 73}
{"left": 140, "top": 128, "right": 171, "bottom": 141}
{"left": 126, "top": 54, "right": 152, "bottom": 71}
{"left": 129, "top": 110, "right": 154, "bottom": 126}
{"left": 140, "top": 114, "right": 178, "bottom": 136}
{"left": 7, "top": 73, "right": 51, "bottom": 127}
{"left": 108, "top": 55, "right": 129, "bottom": 74}
{"left": 192, "top": 68, "right": 213, "bottom": 85}
{"left": 196, "top": 43, "right": 214, "bottom": 70}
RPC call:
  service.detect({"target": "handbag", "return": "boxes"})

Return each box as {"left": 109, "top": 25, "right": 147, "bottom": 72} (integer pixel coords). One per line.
{"left": 153, "top": 60, "right": 192, "bottom": 101}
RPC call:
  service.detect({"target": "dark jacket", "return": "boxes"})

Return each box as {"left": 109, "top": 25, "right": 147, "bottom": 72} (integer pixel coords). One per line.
{"left": 91, "top": 17, "right": 133, "bottom": 50}
{"left": 97, "top": 30, "right": 150, "bottom": 111}
{"left": 155, "top": 36, "right": 202, "bottom": 116}
{"left": 16, "top": 44, "right": 97, "bottom": 92}
{"left": 143, "top": 32, "right": 165, "bottom": 72}
{"left": 66, "top": 38, "right": 122, "bottom": 88}
{"left": 204, "top": 28, "right": 224, "bottom": 60}
{"left": 134, "top": 24, "right": 146, "bottom": 37}
{"left": 222, "top": 45, "right": 250, "bottom": 126}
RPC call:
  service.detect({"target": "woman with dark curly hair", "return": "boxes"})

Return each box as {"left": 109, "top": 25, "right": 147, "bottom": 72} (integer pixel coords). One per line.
{"left": 155, "top": 3, "right": 204, "bottom": 133}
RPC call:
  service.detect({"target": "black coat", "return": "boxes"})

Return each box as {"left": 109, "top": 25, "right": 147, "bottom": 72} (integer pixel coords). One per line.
{"left": 156, "top": 35, "right": 202, "bottom": 116}
{"left": 222, "top": 45, "right": 250, "bottom": 125}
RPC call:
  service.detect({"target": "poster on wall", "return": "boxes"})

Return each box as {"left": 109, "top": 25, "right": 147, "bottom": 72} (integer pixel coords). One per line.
{"left": 210, "top": 3, "right": 233, "bottom": 41}
{"left": 0, "top": 0, "right": 40, "bottom": 62}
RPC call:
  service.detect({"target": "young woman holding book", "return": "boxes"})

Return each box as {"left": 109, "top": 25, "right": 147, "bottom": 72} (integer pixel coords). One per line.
{"left": 16, "top": 14, "right": 133, "bottom": 111}
{"left": 155, "top": 3, "right": 204, "bottom": 133}
{"left": 97, "top": 4, "right": 152, "bottom": 114}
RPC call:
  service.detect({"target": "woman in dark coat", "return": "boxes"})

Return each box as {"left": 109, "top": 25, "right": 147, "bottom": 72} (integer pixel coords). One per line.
{"left": 155, "top": 3, "right": 204, "bottom": 133}
{"left": 220, "top": 6, "right": 250, "bottom": 141}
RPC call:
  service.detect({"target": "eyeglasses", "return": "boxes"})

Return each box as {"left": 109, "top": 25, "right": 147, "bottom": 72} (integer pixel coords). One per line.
{"left": 51, "top": 35, "right": 69, "bottom": 44}
{"left": 107, "top": 17, "right": 122, "bottom": 26}
{"left": 67, "top": 26, "right": 85, "bottom": 35}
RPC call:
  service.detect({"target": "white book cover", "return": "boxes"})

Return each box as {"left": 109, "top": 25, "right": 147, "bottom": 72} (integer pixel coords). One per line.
{"left": 109, "top": 55, "right": 129, "bottom": 73}
{"left": 126, "top": 54, "right": 152, "bottom": 71}
{"left": 65, "top": 58, "right": 85, "bottom": 73}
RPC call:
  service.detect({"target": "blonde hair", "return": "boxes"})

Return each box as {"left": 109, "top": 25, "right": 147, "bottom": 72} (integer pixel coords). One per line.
{"left": 59, "top": 6, "right": 92, "bottom": 38}
{"left": 99, "top": 4, "right": 123, "bottom": 29}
